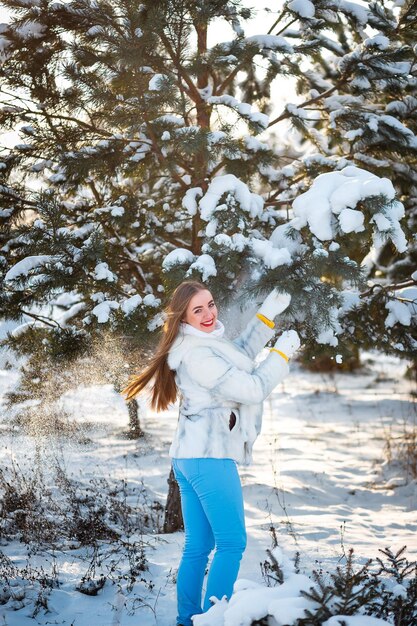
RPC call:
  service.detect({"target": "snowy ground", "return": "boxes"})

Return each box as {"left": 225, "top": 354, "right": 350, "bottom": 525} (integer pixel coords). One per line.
{"left": 0, "top": 352, "right": 415, "bottom": 625}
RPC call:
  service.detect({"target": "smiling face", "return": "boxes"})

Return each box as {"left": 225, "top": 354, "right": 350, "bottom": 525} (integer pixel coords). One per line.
{"left": 183, "top": 289, "right": 218, "bottom": 333}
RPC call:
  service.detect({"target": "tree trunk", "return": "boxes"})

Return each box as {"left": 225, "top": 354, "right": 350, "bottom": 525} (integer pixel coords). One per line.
{"left": 126, "top": 399, "right": 145, "bottom": 438}
{"left": 163, "top": 466, "right": 184, "bottom": 533}
{"left": 191, "top": 19, "right": 210, "bottom": 256}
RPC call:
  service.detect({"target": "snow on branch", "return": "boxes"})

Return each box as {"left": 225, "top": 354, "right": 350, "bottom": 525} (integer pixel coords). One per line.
{"left": 162, "top": 248, "right": 196, "bottom": 272}
{"left": 182, "top": 187, "right": 203, "bottom": 217}
{"left": 4, "top": 255, "right": 54, "bottom": 282}
{"left": 250, "top": 165, "right": 407, "bottom": 281}
{"left": 290, "top": 166, "right": 407, "bottom": 252}
{"left": 242, "top": 34, "right": 294, "bottom": 54}
{"left": 148, "top": 74, "right": 168, "bottom": 91}
{"left": 199, "top": 174, "right": 264, "bottom": 221}
{"left": 287, "top": 0, "right": 315, "bottom": 19}
{"left": 207, "top": 95, "right": 269, "bottom": 129}
{"left": 187, "top": 254, "right": 217, "bottom": 281}
{"left": 385, "top": 285, "right": 416, "bottom": 330}
{"left": 91, "top": 300, "right": 120, "bottom": 324}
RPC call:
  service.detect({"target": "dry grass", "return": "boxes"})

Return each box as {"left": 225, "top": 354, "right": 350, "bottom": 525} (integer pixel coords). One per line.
{"left": 383, "top": 415, "right": 417, "bottom": 481}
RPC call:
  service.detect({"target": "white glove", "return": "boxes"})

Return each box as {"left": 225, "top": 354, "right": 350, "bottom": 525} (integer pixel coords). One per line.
{"left": 274, "top": 330, "right": 300, "bottom": 359}
{"left": 258, "top": 289, "right": 291, "bottom": 320}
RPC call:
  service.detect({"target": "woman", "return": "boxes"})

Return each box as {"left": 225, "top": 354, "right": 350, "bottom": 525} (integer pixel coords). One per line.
{"left": 122, "top": 280, "right": 300, "bottom": 626}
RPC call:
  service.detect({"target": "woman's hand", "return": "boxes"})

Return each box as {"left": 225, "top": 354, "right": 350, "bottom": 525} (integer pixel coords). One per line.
{"left": 274, "top": 330, "right": 300, "bottom": 359}
{"left": 258, "top": 288, "right": 291, "bottom": 321}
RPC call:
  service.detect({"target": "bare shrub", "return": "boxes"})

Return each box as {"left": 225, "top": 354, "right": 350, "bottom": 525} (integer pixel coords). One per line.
{"left": 0, "top": 550, "right": 59, "bottom": 617}
{"left": 0, "top": 456, "right": 161, "bottom": 618}
{"left": 383, "top": 415, "right": 417, "bottom": 481}
{"left": 0, "top": 461, "right": 57, "bottom": 545}
{"left": 0, "top": 456, "right": 163, "bottom": 547}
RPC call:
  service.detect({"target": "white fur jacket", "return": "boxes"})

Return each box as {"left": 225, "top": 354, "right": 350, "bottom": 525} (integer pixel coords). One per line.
{"left": 166, "top": 313, "right": 289, "bottom": 465}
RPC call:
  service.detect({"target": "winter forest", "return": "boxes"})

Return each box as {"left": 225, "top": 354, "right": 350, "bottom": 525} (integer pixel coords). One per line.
{"left": 0, "top": 0, "right": 416, "bottom": 624}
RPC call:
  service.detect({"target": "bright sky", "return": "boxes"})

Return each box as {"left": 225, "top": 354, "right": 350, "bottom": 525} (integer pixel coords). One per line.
{"left": 0, "top": 1, "right": 284, "bottom": 31}
{"left": 209, "top": 1, "right": 297, "bottom": 117}
{"left": 0, "top": 1, "right": 295, "bottom": 149}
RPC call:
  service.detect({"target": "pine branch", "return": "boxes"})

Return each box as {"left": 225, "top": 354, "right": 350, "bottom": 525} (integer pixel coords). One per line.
{"left": 116, "top": 244, "right": 148, "bottom": 291}
{"left": 215, "top": 50, "right": 264, "bottom": 96}
{"left": 142, "top": 112, "right": 188, "bottom": 190}
{"left": 159, "top": 31, "right": 200, "bottom": 103}
{"left": 209, "top": 160, "right": 226, "bottom": 177}
{"left": 267, "top": 7, "right": 288, "bottom": 35}
{"left": 0, "top": 187, "right": 39, "bottom": 209}
{"left": 215, "top": 65, "right": 241, "bottom": 96}
{"left": 268, "top": 81, "right": 347, "bottom": 128}
{"left": 0, "top": 87, "right": 113, "bottom": 138}
{"left": 397, "top": 1, "right": 417, "bottom": 29}
{"left": 274, "top": 17, "right": 298, "bottom": 37}
{"left": 22, "top": 109, "right": 112, "bottom": 136}
{"left": 88, "top": 181, "right": 104, "bottom": 205}
{"left": 17, "top": 309, "right": 61, "bottom": 330}
{"left": 265, "top": 173, "right": 306, "bottom": 205}
{"left": 0, "top": 86, "right": 37, "bottom": 110}
{"left": 264, "top": 198, "right": 294, "bottom": 207}
{"left": 360, "top": 279, "right": 416, "bottom": 299}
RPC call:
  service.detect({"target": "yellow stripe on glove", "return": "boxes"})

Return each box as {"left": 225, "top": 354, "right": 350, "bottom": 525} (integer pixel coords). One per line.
{"left": 269, "top": 347, "right": 289, "bottom": 362}
{"left": 256, "top": 312, "right": 275, "bottom": 329}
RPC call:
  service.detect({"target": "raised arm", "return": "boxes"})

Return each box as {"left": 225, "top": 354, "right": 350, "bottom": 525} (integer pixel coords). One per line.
{"left": 183, "top": 330, "right": 300, "bottom": 405}
{"left": 183, "top": 345, "right": 289, "bottom": 405}
{"left": 232, "top": 290, "right": 292, "bottom": 359}
{"left": 232, "top": 314, "right": 276, "bottom": 360}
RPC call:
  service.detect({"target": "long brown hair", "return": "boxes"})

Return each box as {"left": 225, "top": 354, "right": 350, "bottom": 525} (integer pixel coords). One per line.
{"left": 121, "top": 280, "right": 209, "bottom": 412}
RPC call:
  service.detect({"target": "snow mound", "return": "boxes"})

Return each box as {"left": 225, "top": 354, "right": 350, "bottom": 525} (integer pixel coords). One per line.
{"left": 251, "top": 238, "right": 292, "bottom": 269}
{"left": 193, "top": 573, "right": 315, "bottom": 626}
{"left": 287, "top": 0, "right": 315, "bottom": 18}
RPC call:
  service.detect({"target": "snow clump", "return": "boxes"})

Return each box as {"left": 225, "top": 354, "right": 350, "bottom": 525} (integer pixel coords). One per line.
{"left": 207, "top": 94, "right": 269, "bottom": 129}
{"left": 287, "top": 0, "right": 315, "bottom": 18}
{"left": 91, "top": 300, "right": 119, "bottom": 323}
{"left": 183, "top": 187, "right": 203, "bottom": 216}
{"left": 199, "top": 174, "right": 263, "bottom": 221}
{"left": 250, "top": 239, "right": 292, "bottom": 269}
{"left": 94, "top": 262, "right": 116, "bottom": 282}
{"left": 243, "top": 34, "right": 294, "bottom": 54}
{"left": 148, "top": 74, "right": 167, "bottom": 91}
{"left": 4, "top": 255, "right": 53, "bottom": 282}
{"left": 121, "top": 294, "right": 142, "bottom": 315}
{"left": 162, "top": 249, "right": 196, "bottom": 271}
{"left": 385, "top": 287, "right": 417, "bottom": 328}
{"left": 143, "top": 294, "right": 161, "bottom": 307}
{"left": 291, "top": 166, "right": 407, "bottom": 252}
{"left": 186, "top": 254, "right": 217, "bottom": 281}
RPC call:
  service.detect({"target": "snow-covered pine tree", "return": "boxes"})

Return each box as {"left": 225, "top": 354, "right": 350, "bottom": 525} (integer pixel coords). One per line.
{"left": 0, "top": 2, "right": 415, "bottom": 441}
{"left": 248, "top": 0, "right": 417, "bottom": 367}
{"left": 0, "top": 0, "right": 284, "bottom": 362}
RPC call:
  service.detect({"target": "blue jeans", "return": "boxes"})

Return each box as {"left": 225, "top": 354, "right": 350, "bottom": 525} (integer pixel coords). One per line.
{"left": 172, "top": 458, "right": 247, "bottom": 626}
